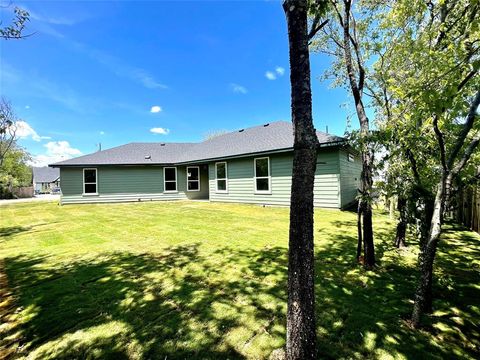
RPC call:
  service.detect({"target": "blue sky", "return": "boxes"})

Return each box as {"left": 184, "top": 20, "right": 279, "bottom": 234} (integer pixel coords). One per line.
{"left": 1, "top": 0, "right": 354, "bottom": 166}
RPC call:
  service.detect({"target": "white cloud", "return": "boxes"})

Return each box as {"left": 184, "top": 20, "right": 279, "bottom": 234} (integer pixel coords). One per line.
{"left": 275, "top": 66, "right": 285, "bottom": 76}
{"left": 25, "top": 105, "right": 30, "bottom": 109}
{"left": 230, "top": 83, "right": 248, "bottom": 94}
{"left": 13, "top": 121, "right": 50, "bottom": 141}
{"left": 265, "top": 71, "right": 276, "bottom": 80}
{"left": 29, "top": 141, "right": 82, "bottom": 167}
{"left": 150, "top": 127, "right": 170, "bottom": 135}
{"left": 150, "top": 105, "right": 162, "bottom": 113}
{"left": 100, "top": 131, "right": 105, "bottom": 135}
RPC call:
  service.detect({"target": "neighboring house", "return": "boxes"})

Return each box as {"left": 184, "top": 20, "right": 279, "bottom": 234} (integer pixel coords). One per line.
{"left": 50, "top": 121, "right": 361, "bottom": 208}
{"left": 32, "top": 167, "right": 60, "bottom": 194}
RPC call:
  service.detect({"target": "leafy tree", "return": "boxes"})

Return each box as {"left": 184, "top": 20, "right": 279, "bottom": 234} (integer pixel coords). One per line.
{"left": 310, "top": 0, "right": 379, "bottom": 267}
{"left": 0, "top": 143, "right": 31, "bottom": 198}
{"left": 371, "top": 0, "right": 479, "bottom": 327}
{"left": 0, "top": 3, "right": 30, "bottom": 40}
{"left": 282, "top": 0, "right": 328, "bottom": 357}
{"left": 0, "top": 98, "right": 18, "bottom": 167}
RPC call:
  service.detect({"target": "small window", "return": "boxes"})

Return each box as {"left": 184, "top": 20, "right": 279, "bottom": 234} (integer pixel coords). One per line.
{"left": 187, "top": 166, "right": 200, "bottom": 191}
{"left": 348, "top": 153, "right": 355, "bottom": 162}
{"left": 254, "top": 157, "right": 270, "bottom": 193}
{"left": 83, "top": 168, "right": 97, "bottom": 195}
{"left": 164, "top": 167, "right": 177, "bottom": 192}
{"left": 215, "top": 162, "right": 227, "bottom": 193}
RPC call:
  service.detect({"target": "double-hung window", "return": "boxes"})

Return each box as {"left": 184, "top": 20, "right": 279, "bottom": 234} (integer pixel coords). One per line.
{"left": 215, "top": 162, "right": 227, "bottom": 193}
{"left": 187, "top": 166, "right": 200, "bottom": 191}
{"left": 164, "top": 167, "right": 177, "bottom": 192}
{"left": 83, "top": 168, "right": 97, "bottom": 195}
{"left": 254, "top": 157, "right": 270, "bottom": 193}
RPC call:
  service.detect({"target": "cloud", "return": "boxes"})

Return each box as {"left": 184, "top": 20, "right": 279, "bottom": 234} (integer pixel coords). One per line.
{"left": 29, "top": 141, "right": 82, "bottom": 166}
{"left": 13, "top": 121, "right": 50, "bottom": 141}
{"left": 25, "top": 105, "right": 30, "bottom": 109}
{"left": 2, "top": 62, "right": 85, "bottom": 112}
{"left": 150, "top": 105, "right": 162, "bottom": 113}
{"left": 265, "top": 66, "right": 286, "bottom": 81}
{"left": 275, "top": 66, "right": 285, "bottom": 76}
{"left": 265, "top": 71, "right": 276, "bottom": 80}
{"left": 100, "top": 131, "right": 105, "bottom": 135}
{"left": 150, "top": 127, "right": 170, "bottom": 135}
{"left": 70, "top": 42, "right": 168, "bottom": 90}
{"left": 230, "top": 83, "right": 248, "bottom": 94}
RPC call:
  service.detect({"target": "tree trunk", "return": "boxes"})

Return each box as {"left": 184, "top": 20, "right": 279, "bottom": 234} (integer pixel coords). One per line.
{"left": 360, "top": 149, "right": 375, "bottom": 267}
{"left": 395, "top": 197, "right": 407, "bottom": 248}
{"left": 340, "top": 0, "right": 375, "bottom": 267}
{"left": 283, "top": 0, "right": 319, "bottom": 358}
{"left": 357, "top": 200, "right": 363, "bottom": 261}
{"left": 412, "top": 176, "right": 446, "bottom": 327}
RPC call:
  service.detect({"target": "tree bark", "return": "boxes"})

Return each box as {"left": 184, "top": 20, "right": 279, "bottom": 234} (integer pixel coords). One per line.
{"left": 412, "top": 175, "right": 446, "bottom": 327}
{"left": 356, "top": 200, "right": 363, "bottom": 261}
{"left": 337, "top": 0, "right": 375, "bottom": 267}
{"left": 395, "top": 197, "right": 407, "bottom": 248}
{"left": 283, "top": 0, "right": 319, "bottom": 358}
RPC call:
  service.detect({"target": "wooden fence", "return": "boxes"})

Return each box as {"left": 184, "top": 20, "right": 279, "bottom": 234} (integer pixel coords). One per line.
{"left": 455, "top": 186, "right": 480, "bottom": 234}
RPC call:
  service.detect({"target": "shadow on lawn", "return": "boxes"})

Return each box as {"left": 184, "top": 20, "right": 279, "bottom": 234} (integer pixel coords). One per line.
{"left": 3, "top": 226, "right": 480, "bottom": 359}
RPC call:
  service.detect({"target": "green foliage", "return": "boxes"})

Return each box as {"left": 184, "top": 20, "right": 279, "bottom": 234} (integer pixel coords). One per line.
{"left": 0, "top": 142, "right": 32, "bottom": 197}
{"left": 0, "top": 6, "right": 30, "bottom": 40}
{"left": 1, "top": 201, "right": 479, "bottom": 359}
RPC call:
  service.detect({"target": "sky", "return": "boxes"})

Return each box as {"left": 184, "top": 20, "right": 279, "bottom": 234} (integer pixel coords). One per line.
{"left": 1, "top": 0, "right": 355, "bottom": 166}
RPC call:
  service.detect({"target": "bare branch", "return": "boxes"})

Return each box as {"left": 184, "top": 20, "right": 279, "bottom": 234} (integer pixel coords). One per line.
{"left": 447, "top": 90, "right": 480, "bottom": 170}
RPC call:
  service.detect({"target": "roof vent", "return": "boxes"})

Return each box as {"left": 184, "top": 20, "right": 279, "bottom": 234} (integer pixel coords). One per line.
{"left": 263, "top": 123, "right": 270, "bottom": 127}
{"left": 238, "top": 129, "right": 244, "bottom": 132}
{"left": 145, "top": 155, "right": 151, "bottom": 160}
{"left": 160, "top": 143, "right": 166, "bottom": 146}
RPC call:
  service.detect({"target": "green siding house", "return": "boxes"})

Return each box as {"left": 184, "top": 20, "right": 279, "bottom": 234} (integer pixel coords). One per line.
{"left": 51, "top": 121, "right": 361, "bottom": 208}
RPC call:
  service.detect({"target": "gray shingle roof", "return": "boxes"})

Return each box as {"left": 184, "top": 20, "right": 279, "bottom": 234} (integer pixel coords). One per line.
{"left": 51, "top": 121, "right": 346, "bottom": 167}
{"left": 33, "top": 167, "right": 60, "bottom": 183}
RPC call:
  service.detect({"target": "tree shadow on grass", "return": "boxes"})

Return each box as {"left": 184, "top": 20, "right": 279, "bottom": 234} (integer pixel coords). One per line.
{"left": 3, "top": 229, "right": 479, "bottom": 359}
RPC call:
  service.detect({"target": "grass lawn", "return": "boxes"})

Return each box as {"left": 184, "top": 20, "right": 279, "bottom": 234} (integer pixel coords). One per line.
{"left": 0, "top": 201, "right": 479, "bottom": 359}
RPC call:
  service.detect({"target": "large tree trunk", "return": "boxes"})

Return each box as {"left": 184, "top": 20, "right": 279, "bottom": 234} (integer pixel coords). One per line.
{"left": 395, "top": 197, "right": 407, "bottom": 248}
{"left": 412, "top": 176, "right": 446, "bottom": 327}
{"left": 283, "top": 0, "right": 319, "bottom": 358}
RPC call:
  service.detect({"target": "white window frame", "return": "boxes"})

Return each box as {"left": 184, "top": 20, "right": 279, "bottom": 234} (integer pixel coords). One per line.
{"left": 348, "top": 153, "right": 355, "bottom": 162}
{"left": 254, "top": 157, "right": 271, "bottom": 194}
{"left": 186, "top": 166, "right": 200, "bottom": 192}
{"left": 83, "top": 168, "right": 98, "bottom": 196}
{"left": 215, "top": 162, "right": 228, "bottom": 193}
{"left": 163, "top": 167, "right": 178, "bottom": 193}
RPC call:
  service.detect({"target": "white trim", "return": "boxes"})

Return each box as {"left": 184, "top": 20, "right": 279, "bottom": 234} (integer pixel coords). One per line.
{"left": 163, "top": 167, "right": 178, "bottom": 193}
{"left": 82, "top": 168, "right": 98, "bottom": 196}
{"left": 254, "top": 157, "right": 271, "bottom": 194}
{"left": 215, "top": 162, "right": 228, "bottom": 193}
{"left": 186, "top": 166, "right": 200, "bottom": 192}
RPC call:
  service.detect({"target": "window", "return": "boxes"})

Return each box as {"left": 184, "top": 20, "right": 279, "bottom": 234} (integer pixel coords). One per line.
{"left": 164, "top": 167, "right": 177, "bottom": 192}
{"left": 215, "top": 162, "right": 227, "bottom": 193}
{"left": 83, "top": 168, "right": 97, "bottom": 195}
{"left": 348, "top": 153, "right": 355, "bottom": 162}
{"left": 254, "top": 157, "right": 270, "bottom": 193}
{"left": 187, "top": 166, "right": 200, "bottom": 191}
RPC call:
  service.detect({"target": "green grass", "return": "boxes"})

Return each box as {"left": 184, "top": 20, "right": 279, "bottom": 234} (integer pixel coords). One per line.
{"left": 0, "top": 201, "right": 479, "bottom": 359}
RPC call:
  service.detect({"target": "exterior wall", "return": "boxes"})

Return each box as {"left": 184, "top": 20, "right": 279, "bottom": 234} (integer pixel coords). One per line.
{"left": 338, "top": 150, "right": 361, "bottom": 208}
{"left": 60, "top": 165, "right": 207, "bottom": 204}
{"left": 58, "top": 148, "right": 358, "bottom": 208}
{"left": 208, "top": 149, "right": 341, "bottom": 208}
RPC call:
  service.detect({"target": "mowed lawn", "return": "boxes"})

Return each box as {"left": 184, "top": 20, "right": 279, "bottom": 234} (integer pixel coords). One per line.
{"left": 0, "top": 201, "right": 479, "bottom": 359}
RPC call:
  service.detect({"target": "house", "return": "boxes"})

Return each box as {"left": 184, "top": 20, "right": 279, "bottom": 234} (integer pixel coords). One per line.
{"left": 50, "top": 121, "right": 361, "bottom": 207}
{"left": 32, "top": 167, "right": 60, "bottom": 194}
